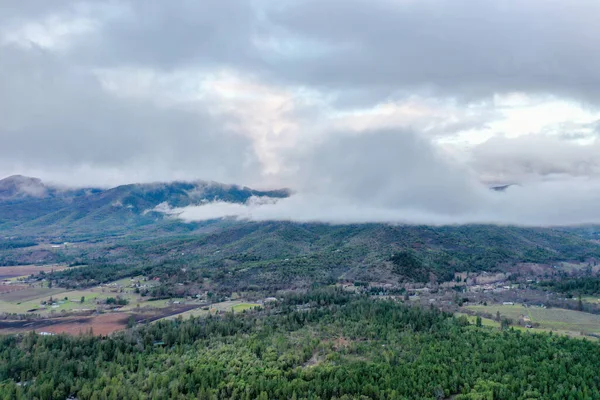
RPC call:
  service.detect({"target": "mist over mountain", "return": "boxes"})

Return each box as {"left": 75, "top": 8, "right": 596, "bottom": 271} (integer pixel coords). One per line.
{"left": 0, "top": 175, "right": 289, "bottom": 236}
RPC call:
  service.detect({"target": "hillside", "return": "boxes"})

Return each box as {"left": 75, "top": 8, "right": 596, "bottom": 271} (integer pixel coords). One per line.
{"left": 0, "top": 175, "right": 289, "bottom": 237}
{"left": 6, "top": 222, "right": 594, "bottom": 293}
{"left": 2, "top": 176, "right": 600, "bottom": 288}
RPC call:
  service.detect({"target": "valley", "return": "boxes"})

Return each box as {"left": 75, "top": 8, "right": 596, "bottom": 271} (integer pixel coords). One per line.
{"left": 3, "top": 176, "right": 600, "bottom": 399}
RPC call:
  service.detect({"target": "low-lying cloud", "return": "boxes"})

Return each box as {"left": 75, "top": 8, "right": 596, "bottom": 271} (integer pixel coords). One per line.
{"left": 158, "top": 130, "right": 600, "bottom": 226}
{"left": 161, "top": 179, "right": 600, "bottom": 226}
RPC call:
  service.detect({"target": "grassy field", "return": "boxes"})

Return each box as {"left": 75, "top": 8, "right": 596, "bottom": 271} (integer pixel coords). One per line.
{"left": 0, "top": 279, "right": 185, "bottom": 316}
{"left": 582, "top": 296, "right": 600, "bottom": 305}
{"left": 161, "top": 301, "right": 259, "bottom": 321}
{"left": 0, "top": 286, "right": 64, "bottom": 302}
{"left": 231, "top": 302, "right": 259, "bottom": 313}
{"left": 0, "top": 288, "right": 115, "bottom": 315}
{"left": 456, "top": 313, "right": 500, "bottom": 328}
{"left": 466, "top": 304, "right": 600, "bottom": 337}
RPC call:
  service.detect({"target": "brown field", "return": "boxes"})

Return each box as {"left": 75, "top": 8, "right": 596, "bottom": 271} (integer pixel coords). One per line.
{"left": 0, "top": 284, "right": 29, "bottom": 295}
{"left": 0, "top": 304, "right": 201, "bottom": 336}
{"left": 43, "top": 313, "right": 130, "bottom": 336}
{"left": 0, "top": 264, "right": 68, "bottom": 279}
{"left": 0, "top": 314, "right": 127, "bottom": 336}
{"left": 0, "top": 286, "right": 63, "bottom": 302}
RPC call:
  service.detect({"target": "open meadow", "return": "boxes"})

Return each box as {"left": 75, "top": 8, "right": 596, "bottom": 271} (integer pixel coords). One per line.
{"left": 466, "top": 303, "right": 600, "bottom": 337}
{"left": 160, "top": 300, "right": 260, "bottom": 321}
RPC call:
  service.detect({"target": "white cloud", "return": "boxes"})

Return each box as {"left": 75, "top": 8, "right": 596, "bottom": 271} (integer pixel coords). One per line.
{"left": 2, "top": 1, "right": 600, "bottom": 225}
{"left": 162, "top": 129, "right": 600, "bottom": 226}
{"left": 165, "top": 179, "right": 600, "bottom": 227}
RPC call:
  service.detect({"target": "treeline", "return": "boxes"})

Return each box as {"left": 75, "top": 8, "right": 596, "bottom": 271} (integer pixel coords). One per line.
{"left": 540, "top": 277, "right": 600, "bottom": 295}
{"left": 0, "top": 240, "right": 37, "bottom": 251}
{"left": 49, "top": 264, "right": 147, "bottom": 288}
{"left": 1, "top": 289, "right": 600, "bottom": 399}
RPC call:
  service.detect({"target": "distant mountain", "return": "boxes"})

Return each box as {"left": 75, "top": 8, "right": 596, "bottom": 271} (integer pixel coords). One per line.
{"left": 489, "top": 184, "right": 516, "bottom": 192}
{"left": 0, "top": 175, "right": 289, "bottom": 237}
{"left": 2, "top": 176, "right": 600, "bottom": 285}
{"left": 0, "top": 175, "right": 50, "bottom": 200}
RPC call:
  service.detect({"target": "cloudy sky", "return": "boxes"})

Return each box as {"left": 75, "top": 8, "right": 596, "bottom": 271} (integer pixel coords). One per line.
{"left": 2, "top": 0, "right": 600, "bottom": 225}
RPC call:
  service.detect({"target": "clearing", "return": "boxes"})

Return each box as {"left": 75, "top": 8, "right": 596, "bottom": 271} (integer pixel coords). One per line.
{"left": 0, "top": 264, "right": 69, "bottom": 280}
{"left": 160, "top": 300, "right": 259, "bottom": 321}
{"left": 466, "top": 304, "right": 600, "bottom": 337}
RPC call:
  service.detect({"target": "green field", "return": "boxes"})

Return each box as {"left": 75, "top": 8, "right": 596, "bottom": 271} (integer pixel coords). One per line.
{"left": 0, "top": 288, "right": 120, "bottom": 315}
{"left": 456, "top": 313, "right": 500, "bottom": 328}
{"left": 0, "top": 278, "right": 184, "bottom": 316}
{"left": 467, "top": 304, "right": 600, "bottom": 337}
{"left": 231, "top": 303, "right": 259, "bottom": 313}
{"left": 160, "top": 300, "right": 259, "bottom": 321}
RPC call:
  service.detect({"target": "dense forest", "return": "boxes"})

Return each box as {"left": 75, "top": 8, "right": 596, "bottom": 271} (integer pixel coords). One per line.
{"left": 540, "top": 277, "right": 600, "bottom": 296}
{"left": 18, "top": 222, "right": 598, "bottom": 297}
{"left": 1, "top": 289, "right": 599, "bottom": 399}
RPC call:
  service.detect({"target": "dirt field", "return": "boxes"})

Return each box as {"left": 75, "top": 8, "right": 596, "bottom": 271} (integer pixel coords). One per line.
{"left": 0, "top": 284, "right": 30, "bottom": 296}
{"left": 0, "top": 304, "right": 202, "bottom": 336}
{"left": 0, "top": 287, "right": 63, "bottom": 303}
{"left": 41, "top": 313, "right": 129, "bottom": 336}
{"left": 0, "top": 313, "right": 130, "bottom": 336}
{"left": 0, "top": 264, "right": 68, "bottom": 280}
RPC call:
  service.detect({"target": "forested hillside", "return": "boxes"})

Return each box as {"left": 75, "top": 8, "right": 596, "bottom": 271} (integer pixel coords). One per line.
{"left": 24, "top": 222, "right": 599, "bottom": 293}
{"left": 1, "top": 289, "right": 599, "bottom": 400}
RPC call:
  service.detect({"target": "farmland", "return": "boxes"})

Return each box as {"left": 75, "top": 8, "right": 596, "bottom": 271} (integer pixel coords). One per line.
{"left": 0, "top": 304, "right": 204, "bottom": 335}
{"left": 466, "top": 303, "right": 600, "bottom": 337}
{"left": 0, "top": 264, "right": 69, "bottom": 280}
{"left": 0, "top": 266, "right": 264, "bottom": 335}
{"left": 160, "top": 300, "right": 260, "bottom": 321}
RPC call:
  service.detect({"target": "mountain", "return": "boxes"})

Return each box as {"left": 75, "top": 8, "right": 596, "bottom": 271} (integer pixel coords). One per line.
{"left": 0, "top": 175, "right": 289, "bottom": 237}
{"left": 0, "top": 175, "right": 50, "bottom": 200}
{"left": 2, "top": 175, "right": 600, "bottom": 286}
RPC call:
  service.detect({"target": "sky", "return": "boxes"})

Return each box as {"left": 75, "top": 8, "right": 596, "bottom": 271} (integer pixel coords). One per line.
{"left": 1, "top": 0, "right": 600, "bottom": 225}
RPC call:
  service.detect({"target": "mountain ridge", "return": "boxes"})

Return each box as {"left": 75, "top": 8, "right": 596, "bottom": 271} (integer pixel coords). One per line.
{"left": 0, "top": 175, "right": 290, "bottom": 236}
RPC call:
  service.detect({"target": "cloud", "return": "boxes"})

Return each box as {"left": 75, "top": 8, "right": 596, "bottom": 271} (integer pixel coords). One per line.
{"left": 266, "top": 0, "right": 600, "bottom": 105}
{"left": 3, "top": 1, "right": 600, "bottom": 226}
{"left": 16, "top": 0, "right": 600, "bottom": 106}
{"left": 285, "top": 129, "right": 489, "bottom": 214}
{"left": 471, "top": 134, "right": 600, "bottom": 184}
{"left": 0, "top": 46, "right": 260, "bottom": 187}
{"left": 72, "top": 0, "right": 263, "bottom": 70}
{"left": 166, "top": 182, "right": 600, "bottom": 226}
{"left": 160, "top": 129, "right": 600, "bottom": 226}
